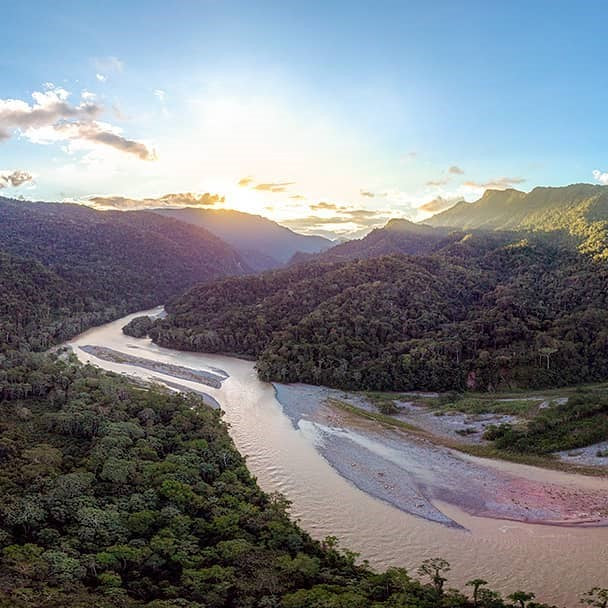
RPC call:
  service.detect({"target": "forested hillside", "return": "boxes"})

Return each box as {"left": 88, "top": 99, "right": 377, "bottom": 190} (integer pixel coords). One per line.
{"left": 0, "top": 197, "right": 248, "bottom": 350}
{"left": 152, "top": 235, "right": 608, "bottom": 392}
{"left": 426, "top": 183, "right": 608, "bottom": 258}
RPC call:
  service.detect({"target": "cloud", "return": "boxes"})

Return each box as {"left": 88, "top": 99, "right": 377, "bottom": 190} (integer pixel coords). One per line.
{"left": 238, "top": 176, "right": 254, "bottom": 187}
{"left": 360, "top": 190, "right": 375, "bottom": 198}
{"left": 87, "top": 192, "right": 225, "bottom": 210}
{"left": 94, "top": 56, "right": 124, "bottom": 82}
{"left": 426, "top": 178, "right": 449, "bottom": 187}
{"left": 238, "top": 176, "right": 295, "bottom": 192}
{"left": 593, "top": 170, "right": 608, "bottom": 185}
{"left": 282, "top": 204, "right": 394, "bottom": 237}
{"left": 310, "top": 201, "right": 340, "bottom": 211}
{"left": 253, "top": 181, "right": 295, "bottom": 192}
{"left": 0, "top": 84, "right": 154, "bottom": 160}
{"left": 449, "top": 165, "right": 464, "bottom": 175}
{"left": 463, "top": 176, "right": 526, "bottom": 190}
{"left": 154, "top": 89, "right": 166, "bottom": 103}
{"left": 419, "top": 195, "right": 463, "bottom": 214}
{"left": 0, "top": 169, "right": 33, "bottom": 188}
{"left": 289, "top": 194, "right": 305, "bottom": 200}
{"left": 53, "top": 121, "right": 156, "bottom": 160}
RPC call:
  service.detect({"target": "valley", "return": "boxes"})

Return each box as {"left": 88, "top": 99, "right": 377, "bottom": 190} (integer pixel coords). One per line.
{"left": 62, "top": 308, "right": 608, "bottom": 607}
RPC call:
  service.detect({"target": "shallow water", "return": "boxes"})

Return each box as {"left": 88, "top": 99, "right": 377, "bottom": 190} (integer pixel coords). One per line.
{"left": 65, "top": 307, "right": 608, "bottom": 606}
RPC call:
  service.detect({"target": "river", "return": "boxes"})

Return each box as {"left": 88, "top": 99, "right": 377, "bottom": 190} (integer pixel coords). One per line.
{"left": 65, "top": 307, "right": 608, "bottom": 606}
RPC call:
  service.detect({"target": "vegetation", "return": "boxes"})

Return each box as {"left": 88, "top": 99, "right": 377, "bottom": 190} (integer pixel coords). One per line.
{"left": 484, "top": 392, "right": 608, "bottom": 454}
{"left": 123, "top": 316, "right": 155, "bottom": 338}
{"left": 152, "top": 235, "right": 608, "bottom": 393}
{"left": 0, "top": 351, "right": 565, "bottom": 608}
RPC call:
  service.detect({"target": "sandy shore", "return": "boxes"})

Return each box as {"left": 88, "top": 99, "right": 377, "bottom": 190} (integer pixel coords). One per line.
{"left": 275, "top": 383, "right": 608, "bottom": 529}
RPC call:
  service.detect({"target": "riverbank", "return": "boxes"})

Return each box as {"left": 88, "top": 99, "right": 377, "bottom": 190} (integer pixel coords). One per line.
{"left": 275, "top": 383, "right": 608, "bottom": 528}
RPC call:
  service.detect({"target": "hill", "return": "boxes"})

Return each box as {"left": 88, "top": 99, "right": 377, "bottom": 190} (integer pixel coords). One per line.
{"left": 151, "top": 235, "right": 608, "bottom": 392}
{"left": 154, "top": 207, "right": 332, "bottom": 269}
{"left": 0, "top": 197, "right": 248, "bottom": 349}
{"left": 426, "top": 183, "right": 608, "bottom": 257}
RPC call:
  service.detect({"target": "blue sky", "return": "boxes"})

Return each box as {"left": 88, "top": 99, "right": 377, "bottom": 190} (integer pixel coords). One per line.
{"left": 1, "top": 1, "right": 607, "bottom": 235}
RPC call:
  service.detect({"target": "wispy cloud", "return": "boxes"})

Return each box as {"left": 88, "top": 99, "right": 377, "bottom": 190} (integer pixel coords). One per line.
{"left": 237, "top": 175, "right": 295, "bottom": 193}
{"left": 289, "top": 194, "right": 305, "bottom": 200}
{"left": 449, "top": 165, "right": 464, "bottom": 175}
{"left": 360, "top": 189, "right": 375, "bottom": 198}
{"left": 238, "top": 176, "right": 254, "bottom": 187}
{"left": 310, "top": 201, "right": 340, "bottom": 211}
{"left": 463, "top": 176, "right": 526, "bottom": 190}
{"left": 253, "top": 181, "right": 295, "bottom": 192}
{"left": 93, "top": 56, "right": 124, "bottom": 82}
{"left": 426, "top": 178, "right": 449, "bottom": 187}
{"left": 0, "top": 169, "right": 33, "bottom": 188}
{"left": 0, "top": 84, "right": 155, "bottom": 160}
{"left": 592, "top": 169, "right": 608, "bottom": 185}
{"left": 87, "top": 192, "right": 225, "bottom": 210}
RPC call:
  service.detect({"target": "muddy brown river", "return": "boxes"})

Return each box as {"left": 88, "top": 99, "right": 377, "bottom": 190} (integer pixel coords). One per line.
{"left": 65, "top": 307, "right": 608, "bottom": 606}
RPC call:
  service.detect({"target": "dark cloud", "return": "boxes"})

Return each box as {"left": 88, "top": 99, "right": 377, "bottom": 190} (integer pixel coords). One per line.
{"left": 0, "top": 169, "right": 33, "bottom": 188}
{"left": 360, "top": 190, "right": 375, "bottom": 198}
{"left": 88, "top": 192, "right": 225, "bottom": 210}
{"left": 464, "top": 176, "right": 526, "bottom": 190}
{"left": 449, "top": 165, "right": 464, "bottom": 175}
{"left": 55, "top": 122, "right": 155, "bottom": 160}
{"left": 419, "top": 196, "right": 463, "bottom": 214}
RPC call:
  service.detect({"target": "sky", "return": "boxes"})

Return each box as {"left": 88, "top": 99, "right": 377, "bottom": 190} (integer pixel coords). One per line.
{"left": 1, "top": 1, "right": 608, "bottom": 238}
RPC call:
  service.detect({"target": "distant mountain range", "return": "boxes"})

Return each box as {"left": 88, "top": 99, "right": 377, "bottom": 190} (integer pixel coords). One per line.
{"left": 426, "top": 183, "right": 608, "bottom": 257}
{"left": 154, "top": 207, "right": 332, "bottom": 270}
{"left": 288, "top": 183, "right": 608, "bottom": 264}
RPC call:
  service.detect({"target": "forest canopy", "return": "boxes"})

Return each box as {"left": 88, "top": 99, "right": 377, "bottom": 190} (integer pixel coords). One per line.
{"left": 151, "top": 235, "right": 608, "bottom": 392}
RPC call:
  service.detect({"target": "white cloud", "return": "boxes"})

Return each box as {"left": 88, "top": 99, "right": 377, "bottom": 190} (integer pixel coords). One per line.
{"left": 154, "top": 89, "right": 167, "bottom": 103}
{"left": 0, "top": 84, "right": 154, "bottom": 160}
{"left": 0, "top": 169, "right": 33, "bottom": 188}
{"left": 593, "top": 169, "right": 608, "bottom": 185}
{"left": 96, "top": 73, "right": 106, "bottom": 82}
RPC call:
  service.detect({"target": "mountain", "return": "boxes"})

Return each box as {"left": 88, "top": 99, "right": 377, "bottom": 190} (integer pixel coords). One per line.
{"left": 290, "top": 218, "right": 462, "bottom": 264}
{"left": 0, "top": 197, "right": 248, "bottom": 348}
{"left": 426, "top": 183, "right": 608, "bottom": 257}
{"left": 151, "top": 234, "right": 608, "bottom": 393}
{"left": 154, "top": 207, "right": 332, "bottom": 269}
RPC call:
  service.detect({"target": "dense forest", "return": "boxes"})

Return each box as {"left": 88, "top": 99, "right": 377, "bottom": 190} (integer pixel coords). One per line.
{"left": 0, "top": 245, "right": 561, "bottom": 607}
{"left": 151, "top": 235, "right": 608, "bottom": 392}
{"left": 0, "top": 196, "right": 249, "bottom": 350}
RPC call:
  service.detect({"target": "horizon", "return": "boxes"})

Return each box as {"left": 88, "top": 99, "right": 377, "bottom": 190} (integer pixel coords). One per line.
{"left": 2, "top": 1, "right": 608, "bottom": 239}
